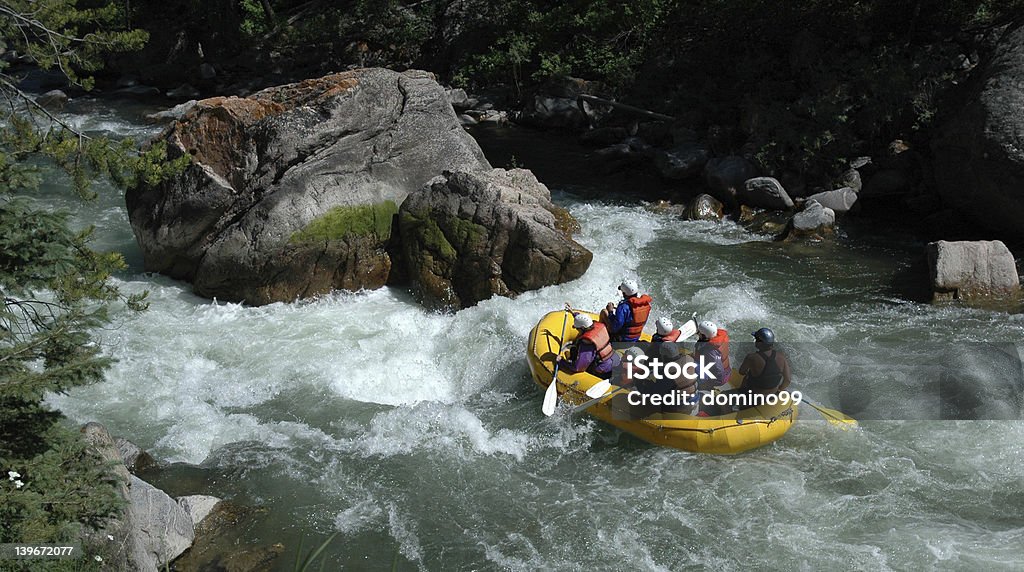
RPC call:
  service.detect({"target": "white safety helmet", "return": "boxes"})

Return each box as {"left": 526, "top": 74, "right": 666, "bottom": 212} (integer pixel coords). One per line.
{"left": 655, "top": 317, "right": 674, "bottom": 336}
{"left": 698, "top": 320, "right": 719, "bottom": 338}
{"left": 622, "top": 346, "right": 645, "bottom": 361}
{"left": 573, "top": 313, "right": 594, "bottom": 330}
{"left": 619, "top": 278, "right": 639, "bottom": 296}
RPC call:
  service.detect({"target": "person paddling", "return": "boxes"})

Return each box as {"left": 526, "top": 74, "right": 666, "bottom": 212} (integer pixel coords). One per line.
{"left": 603, "top": 279, "right": 653, "bottom": 342}
{"left": 558, "top": 313, "right": 621, "bottom": 379}
{"left": 737, "top": 327, "right": 791, "bottom": 396}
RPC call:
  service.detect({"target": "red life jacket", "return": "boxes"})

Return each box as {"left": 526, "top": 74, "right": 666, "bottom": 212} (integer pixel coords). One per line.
{"left": 708, "top": 328, "right": 731, "bottom": 371}
{"left": 624, "top": 294, "right": 652, "bottom": 339}
{"left": 653, "top": 329, "right": 681, "bottom": 343}
{"left": 578, "top": 322, "right": 614, "bottom": 363}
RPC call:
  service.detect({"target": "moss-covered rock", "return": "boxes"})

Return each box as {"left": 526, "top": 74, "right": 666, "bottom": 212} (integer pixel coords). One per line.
{"left": 399, "top": 168, "right": 592, "bottom": 311}
{"left": 290, "top": 201, "right": 397, "bottom": 243}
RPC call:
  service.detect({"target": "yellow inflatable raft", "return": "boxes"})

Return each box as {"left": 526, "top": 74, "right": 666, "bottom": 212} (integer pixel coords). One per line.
{"left": 527, "top": 309, "right": 798, "bottom": 454}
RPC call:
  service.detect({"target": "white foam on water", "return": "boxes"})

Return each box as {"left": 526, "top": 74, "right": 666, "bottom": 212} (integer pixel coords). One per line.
{"left": 346, "top": 403, "right": 532, "bottom": 460}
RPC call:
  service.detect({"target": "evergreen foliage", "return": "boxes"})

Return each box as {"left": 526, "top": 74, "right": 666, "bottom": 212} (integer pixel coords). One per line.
{"left": 0, "top": 0, "right": 184, "bottom": 565}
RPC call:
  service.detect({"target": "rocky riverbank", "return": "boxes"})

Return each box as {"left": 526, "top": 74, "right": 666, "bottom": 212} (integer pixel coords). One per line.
{"left": 80, "top": 423, "right": 282, "bottom": 572}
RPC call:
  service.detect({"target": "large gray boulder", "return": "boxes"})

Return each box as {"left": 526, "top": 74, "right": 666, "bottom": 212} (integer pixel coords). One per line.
{"left": 740, "top": 177, "right": 794, "bottom": 210}
{"left": 932, "top": 23, "right": 1024, "bottom": 241}
{"left": 81, "top": 424, "right": 194, "bottom": 572}
{"left": 398, "top": 168, "right": 593, "bottom": 311}
{"left": 126, "top": 69, "right": 490, "bottom": 305}
{"left": 129, "top": 476, "right": 195, "bottom": 570}
{"left": 927, "top": 240, "right": 1020, "bottom": 302}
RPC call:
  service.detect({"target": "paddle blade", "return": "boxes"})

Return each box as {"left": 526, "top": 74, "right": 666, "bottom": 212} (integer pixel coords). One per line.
{"left": 678, "top": 319, "right": 698, "bottom": 340}
{"left": 542, "top": 376, "right": 559, "bottom": 416}
{"left": 585, "top": 379, "right": 611, "bottom": 398}
{"left": 804, "top": 399, "right": 858, "bottom": 429}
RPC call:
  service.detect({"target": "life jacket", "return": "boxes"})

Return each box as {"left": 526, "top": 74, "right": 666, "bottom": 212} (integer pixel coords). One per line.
{"left": 652, "top": 329, "right": 681, "bottom": 343}
{"left": 708, "top": 328, "right": 731, "bottom": 371}
{"left": 578, "top": 322, "right": 614, "bottom": 364}
{"left": 623, "top": 294, "right": 652, "bottom": 340}
{"left": 746, "top": 349, "right": 784, "bottom": 391}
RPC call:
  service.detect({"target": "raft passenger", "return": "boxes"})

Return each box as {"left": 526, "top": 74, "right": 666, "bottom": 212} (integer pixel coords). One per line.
{"left": 557, "top": 313, "right": 621, "bottom": 379}
{"left": 603, "top": 279, "right": 653, "bottom": 342}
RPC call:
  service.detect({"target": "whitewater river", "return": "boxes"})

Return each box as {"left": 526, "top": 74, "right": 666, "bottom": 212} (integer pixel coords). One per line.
{"left": 39, "top": 97, "right": 1024, "bottom": 570}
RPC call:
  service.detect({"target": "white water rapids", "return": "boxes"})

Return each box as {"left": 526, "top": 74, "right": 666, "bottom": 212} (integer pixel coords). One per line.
{"left": 30, "top": 96, "right": 1024, "bottom": 570}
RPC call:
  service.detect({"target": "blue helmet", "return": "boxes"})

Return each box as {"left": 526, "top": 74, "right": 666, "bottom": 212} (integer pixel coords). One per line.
{"left": 752, "top": 327, "right": 775, "bottom": 344}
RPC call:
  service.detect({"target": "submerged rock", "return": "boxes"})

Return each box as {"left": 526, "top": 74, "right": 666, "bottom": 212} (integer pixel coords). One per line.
{"left": 398, "top": 168, "right": 593, "bottom": 311}
{"left": 784, "top": 199, "right": 835, "bottom": 240}
{"left": 738, "top": 205, "right": 791, "bottom": 237}
{"left": 685, "top": 194, "right": 725, "bottom": 221}
{"left": 126, "top": 68, "right": 490, "bottom": 305}
{"left": 927, "top": 240, "right": 1020, "bottom": 302}
{"left": 35, "top": 89, "right": 68, "bottom": 110}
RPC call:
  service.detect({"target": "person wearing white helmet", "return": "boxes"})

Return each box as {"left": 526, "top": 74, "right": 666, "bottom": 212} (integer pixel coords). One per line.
{"left": 651, "top": 317, "right": 681, "bottom": 343}
{"left": 602, "top": 278, "right": 653, "bottom": 342}
{"left": 557, "top": 313, "right": 621, "bottom": 379}
{"left": 615, "top": 346, "right": 648, "bottom": 387}
{"left": 693, "top": 319, "right": 731, "bottom": 389}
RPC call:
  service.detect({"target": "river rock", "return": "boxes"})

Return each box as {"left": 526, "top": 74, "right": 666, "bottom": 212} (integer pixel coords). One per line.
{"left": 927, "top": 240, "right": 1020, "bottom": 301}
{"left": 785, "top": 199, "right": 835, "bottom": 240}
{"left": 115, "top": 437, "right": 157, "bottom": 473}
{"left": 146, "top": 99, "right": 198, "bottom": 123}
{"left": 740, "top": 177, "right": 794, "bottom": 210}
{"left": 398, "top": 168, "right": 592, "bottom": 311}
{"left": 738, "top": 206, "right": 791, "bottom": 236}
{"left": 807, "top": 187, "right": 858, "bottom": 213}
{"left": 81, "top": 423, "right": 130, "bottom": 492}
{"left": 177, "top": 495, "right": 221, "bottom": 526}
{"left": 126, "top": 68, "right": 490, "bottom": 305}
{"left": 837, "top": 168, "right": 862, "bottom": 193}
{"left": 932, "top": 23, "right": 1024, "bottom": 241}
{"left": 685, "top": 194, "right": 724, "bottom": 221}
{"left": 704, "top": 156, "right": 759, "bottom": 208}
{"left": 35, "top": 89, "right": 68, "bottom": 110}
{"left": 446, "top": 87, "right": 470, "bottom": 110}
{"left": 652, "top": 142, "right": 710, "bottom": 180}
{"left": 520, "top": 76, "right": 610, "bottom": 129}
{"left": 129, "top": 475, "right": 195, "bottom": 569}
{"left": 171, "top": 499, "right": 278, "bottom": 572}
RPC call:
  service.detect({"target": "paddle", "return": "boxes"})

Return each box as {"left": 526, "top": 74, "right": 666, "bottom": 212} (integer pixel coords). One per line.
{"left": 800, "top": 396, "right": 858, "bottom": 428}
{"left": 542, "top": 304, "right": 572, "bottom": 417}
{"left": 573, "top": 386, "right": 630, "bottom": 414}
{"left": 583, "top": 318, "right": 699, "bottom": 399}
